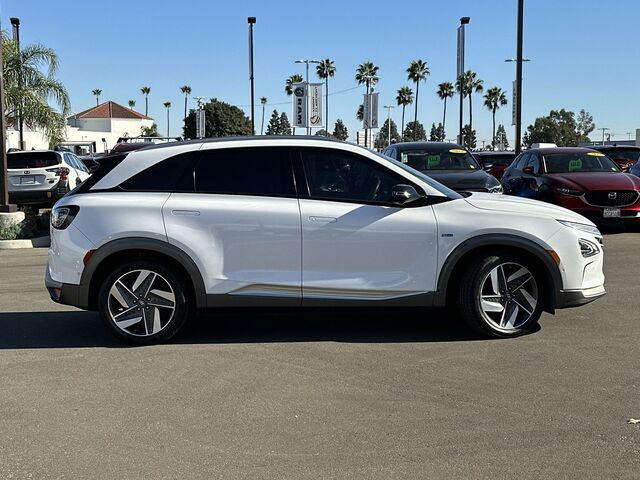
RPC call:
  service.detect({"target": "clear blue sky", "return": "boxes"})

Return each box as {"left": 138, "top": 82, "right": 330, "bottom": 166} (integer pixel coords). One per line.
{"left": 3, "top": 0, "right": 639, "bottom": 144}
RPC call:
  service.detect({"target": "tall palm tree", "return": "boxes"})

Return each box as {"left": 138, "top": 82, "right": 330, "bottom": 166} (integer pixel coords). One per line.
{"left": 395, "top": 86, "right": 414, "bottom": 142}
{"left": 128, "top": 99, "right": 136, "bottom": 110}
{"left": 141, "top": 86, "right": 151, "bottom": 116}
{"left": 92, "top": 89, "right": 102, "bottom": 105}
{"left": 356, "top": 104, "right": 364, "bottom": 121}
{"left": 456, "top": 70, "right": 484, "bottom": 133}
{"left": 355, "top": 61, "right": 379, "bottom": 147}
{"left": 483, "top": 87, "right": 508, "bottom": 148}
{"left": 163, "top": 101, "right": 171, "bottom": 137}
{"left": 180, "top": 85, "right": 191, "bottom": 120}
{"left": 406, "top": 60, "right": 430, "bottom": 139}
{"left": 260, "top": 97, "right": 268, "bottom": 135}
{"left": 316, "top": 59, "right": 336, "bottom": 137}
{"left": 3, "top": 37, "right": 70, "bottom": 146}
{"left": 285, "top": 74, "right": 304, "bottom": 134}
{"left": 436, "top": 82, "right": 455, "bottom": 137}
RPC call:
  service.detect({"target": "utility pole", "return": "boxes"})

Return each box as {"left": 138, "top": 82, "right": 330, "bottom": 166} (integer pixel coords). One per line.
{"left": 457, "top": 16, "right": 470, "bottom": 146}
{"left": 1, "top": 18, "right": 17, "bottom": 213}
{"left": 599, "top": 127, "right": 610, "bottom": 145}
{"left": 384, "top": 105, "right": 394, "bottom": 147}
{"left": 248, "top": 17, "right": 256, "bottom": 136}
{"left": 515, "top": 0, "right": 524, "bottom": 155}
{"left": 10, "top": 17, "right": 24, "bottom": 151}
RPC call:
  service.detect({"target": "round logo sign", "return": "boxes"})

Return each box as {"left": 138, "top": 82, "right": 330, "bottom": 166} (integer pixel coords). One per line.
{"left": 310, "top": 115, "right": 320, "bottom": 125}
{"left": 294, "top": 87, "right": 305, "bottom": 97}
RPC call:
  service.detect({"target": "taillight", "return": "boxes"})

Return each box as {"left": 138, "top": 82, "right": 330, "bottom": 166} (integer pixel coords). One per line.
{"left": 51, "top": 205, "right": 79, "bottom": 229}
{"left": 46, "top": 167, "right": 70, "bottom": 180}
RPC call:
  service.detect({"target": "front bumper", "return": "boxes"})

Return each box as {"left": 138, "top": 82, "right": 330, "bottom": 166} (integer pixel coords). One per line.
{"left": 555, "top": 285, "right": 606, "bottom": 309}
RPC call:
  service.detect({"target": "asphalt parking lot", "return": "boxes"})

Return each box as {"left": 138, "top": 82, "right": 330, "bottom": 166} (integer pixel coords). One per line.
{"left": 1, "top": 237, "right": 639, "bottom": 479}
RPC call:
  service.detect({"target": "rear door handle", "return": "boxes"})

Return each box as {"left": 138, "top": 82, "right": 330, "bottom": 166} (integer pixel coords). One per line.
{"left": 171, "top": 209, "right": 201, "bottom": 216}
{"left": 309, "top": 216, "right": 337, "bottom": 223}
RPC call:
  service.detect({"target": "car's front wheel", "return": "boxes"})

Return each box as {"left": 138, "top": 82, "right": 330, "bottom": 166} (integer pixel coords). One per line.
{"left": 456, "top": 253, "right": 543, "bottom": 338}
{"left": 98, "top": 260, "right": 191, "bottom": 344}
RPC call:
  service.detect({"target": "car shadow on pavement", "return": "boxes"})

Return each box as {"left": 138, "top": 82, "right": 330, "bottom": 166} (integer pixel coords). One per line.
{"left": 0, "top": 308, "right": 503, "bottom": 349}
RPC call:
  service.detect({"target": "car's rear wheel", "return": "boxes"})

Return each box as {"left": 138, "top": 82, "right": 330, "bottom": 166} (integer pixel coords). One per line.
{"left": 456, "top": 253, "right": 543, "bottom": 338}
{"left": 98, "top": 260, "right": 191, "bottom": 344}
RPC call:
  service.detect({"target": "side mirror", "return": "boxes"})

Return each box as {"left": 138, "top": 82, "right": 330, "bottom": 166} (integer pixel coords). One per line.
{"left": 522, "top": 166, "right": 535, "bottom": 175}
{"left": 391, "top": 184, "right": 422, "bottom": 206}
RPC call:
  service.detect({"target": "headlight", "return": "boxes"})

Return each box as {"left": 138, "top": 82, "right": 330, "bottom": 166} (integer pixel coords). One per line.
{"left": 555, "top": 187, "right": 582, "bottom": 196}
{"left": 579, "top": 238, "right": 600, "bottom": 257}
{"left": 557, "top": 219, "right": 601, "bottom": 236}
{"left": 51, "top": 205, "right": 79, "bottom": 230}
{"left": 488, "top": 184, "right": 503, "bottom": 194}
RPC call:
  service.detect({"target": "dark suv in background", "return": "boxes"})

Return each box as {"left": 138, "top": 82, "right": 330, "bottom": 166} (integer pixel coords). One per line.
{"left": 589, "top": 145, "right": 640, "bottom": 172}
{"left": 474, "top": 151, "right": 516, "bottom": 181}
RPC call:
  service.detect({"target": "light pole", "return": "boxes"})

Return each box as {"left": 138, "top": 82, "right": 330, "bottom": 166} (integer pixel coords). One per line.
{"left": 295, "top": 59, "right": 321, "bottom": 135}
{"left": 384, "top": 105, "right": 394, "bottom": 147}
{"left": 10, "top": 17, "right": 24, "bottom": 151}
{"left": 1, "top": 18, "right": 17, "bottom": 213}
{"left": 457, "top": 16, "right": 470, "bottom": 146}
{"left": 505, "top": 57, "right": 530, "bottom": 152}
{"left": 248, "top": 17, "right": 256, "bottom": 136}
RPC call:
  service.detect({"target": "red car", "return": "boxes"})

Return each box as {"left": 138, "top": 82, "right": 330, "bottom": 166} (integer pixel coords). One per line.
{"left": 502, "top": 147, "right": 640, "bottom": 224}
{"left": 474, "top": 151, "right": 516, "bottom": 180}
{"left": 588, "top": 145, "right": 640, "bottom": 172}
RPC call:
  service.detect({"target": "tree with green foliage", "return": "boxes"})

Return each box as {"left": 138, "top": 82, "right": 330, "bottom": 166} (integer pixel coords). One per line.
{"left": 483, "top": 86, "right": 508, "bottom": 147}
{"left": 180, "top": 85, "right": 192, "bottom": 120}
{"left": 404, "top": 121, "right": 426, "bottom": 142}
{"left": 316, "top": 59, "right": 336, "bottom": 136}
{"left": 355, "top": 61, "right": 379, "bottom": 146}
{"left": 140, "top": 86, "right": 151, "bottom": 116}
{"left": 461, "top": 124, "right": 477, "bottom": 149}
{"left": 456, "top": 70, "right": 484, "bottom": 133}
{"left": 407, "top": 60, "right": 429, "bottom": 138}
{"left": 429, "top": 123, "right": 445, "bottom": 142}
{"left": 141, "top": 123, "right": 159, "bottom": 137}
{"left": 333, "top": 119, "right": 348, "bottom": 141}
{"left": 92, "top": 88, "right": 102, "bottom": 105}
{"left": 285, "top": 74, "right": 304, "bottom": 134}
{"left": 2, "top": 36, "right": 71, "bottom": 147}
{"left": 356, "top": 104, "right": 364, "bottom": 122}
{"left": 523, "top": 109, "right": 592, "bottom": 147}
{"left": 495, "top": 124, "right": 509, "bottom": 149}
{"left": 576, "top": 109, "right": 596, "bottom": 139}
{"left": 396, "top": 86, "right": 413, "bottom": 141}
{"left": 279, "top": 112, "right": 291, "bottom": 135}
{"left": 183, "top": 98, "right": 252, "bottom": 138}
{"left": 436, "top": 82, "right": 455, "bottom": 138}
{"left": 314, "top": 129, "right": 330, "bottom": 137}
{"left": 265, "top": 110, "right": 281, "bottom": 135}
{"left": 128, "top": 99, "right": 136, "bottom": 110}
{"left": 374, "top": 118, "right": 401, "bottom": 150}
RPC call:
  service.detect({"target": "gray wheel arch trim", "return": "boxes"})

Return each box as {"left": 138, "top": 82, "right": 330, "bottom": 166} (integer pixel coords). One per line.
{"left": 433, "top": 234, "right": 563, "bottom": 312}
{"left": 80, "top": 237, "right": 207, "bottom": 310}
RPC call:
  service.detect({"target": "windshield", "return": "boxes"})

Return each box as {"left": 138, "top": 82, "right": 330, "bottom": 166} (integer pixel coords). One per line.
{"left": 374, "top": 151, "right": 463, "bottom": 199}
{"left": 7, "top": 151, "right": 60, "bottom": 169}
{"left": 544, "top": 152, "right": 620, "bottom": 174}
{"left": 605, "top": 149, "right": 640, "bottom": 163}
{"left": 399, "top": 148, "right": 480, "bottom": 171}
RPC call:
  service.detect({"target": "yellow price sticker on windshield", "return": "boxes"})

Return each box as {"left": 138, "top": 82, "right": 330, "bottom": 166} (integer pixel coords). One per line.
{"left": 449, "top": 148, "right": 467, "bottom": 154}
{"left": 587, "top": 152, "right": 605, "bottom": 156}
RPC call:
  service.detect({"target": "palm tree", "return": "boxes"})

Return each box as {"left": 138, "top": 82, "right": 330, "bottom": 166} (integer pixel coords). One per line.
{"left": 355, "top": 61, "right": 379, "bottom": 147}
{"left": 128, "top": 99, "right": 136, "bottom": 110}
{"left": 406, "top": 60, "right": 430, "bottom": 140}
{"left": 356, "top": 104, "right": 364, "bottom": 121}
{"left": 316, "top": 59, "right": 336, "bottom": 137}
{"left": 396, "top": 86, "right": 414, "bottom": 142}
{"left": 163, "top": 101, "right": 171, "bottom": 137}
{"left": 2, "top": 37, "right": 71, "bottom": 146}
{"left": 456, "top": 70, "right": 484, "bottom": 133}
{"left": 180, "top": 85, "right": 191, "bottom": 120}
{"left": 285, "top": 74, "right": 304, "bottom": 134}
{"left": 483, "top": 87, "right": 508, "bottom": 148}
{"left": 260, "top": 97, "right": 268, "bottom": 135}
{"left": 92, "top": 89, "right": 102, "bottom": 105}
{"left": 436, "top": 82, "right": 455, "bottom": 137}
{"left": 141, "top": 86, "right": 151, "bottom": 116}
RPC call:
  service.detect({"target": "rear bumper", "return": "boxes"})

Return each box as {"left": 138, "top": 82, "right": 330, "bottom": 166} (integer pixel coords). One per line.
{"left": 45, "top": 266, "right": 90, "bottom": 310}
{"left": 555, "top": 285, "right": 606, "bottom": 309}
{"left": 9, "top": 185, "right": 68, "bottom": 205}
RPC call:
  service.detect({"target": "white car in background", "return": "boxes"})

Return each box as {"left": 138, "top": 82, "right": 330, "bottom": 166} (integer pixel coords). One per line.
{"left": 7, "top": 150, "right": 91, "bottom": 207}
{"left": 45, "top": 137, "right": 606, "bottom": 344}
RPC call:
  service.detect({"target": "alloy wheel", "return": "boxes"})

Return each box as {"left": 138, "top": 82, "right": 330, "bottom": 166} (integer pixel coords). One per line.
{"left": 107, "top": 269, "right": 176, "bottom": 337}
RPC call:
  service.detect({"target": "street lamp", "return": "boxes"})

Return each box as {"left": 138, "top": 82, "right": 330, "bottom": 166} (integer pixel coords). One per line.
{"left": 513, "top": 0, "right": 524, "bottom": 155}
{"left": 295, "top": 59, "right": 321, "bottom": 135}
{"left": 248, "top": 17, "right": 256, "bottom": 135}
{"left": 10, "top": 17, "right": 24, "bottom": 151}
{"left": 383, "top": 105, "right": 394, "bottom": 147}
{"left": 0, "top": 18, "right": 17, "bottom": 212}
{"left": 505, "top": 57, "right": 530, "bottom": 152}
{"left": 457, "top": 16, "right": 470, "bottom": 146}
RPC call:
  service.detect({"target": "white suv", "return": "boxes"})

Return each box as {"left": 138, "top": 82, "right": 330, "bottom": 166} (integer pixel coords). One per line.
{"left": 45, "top": 137, "right": 605, "bottom": 344}
{"left": 8, "top": 150, "right": 91, "bottom": 206}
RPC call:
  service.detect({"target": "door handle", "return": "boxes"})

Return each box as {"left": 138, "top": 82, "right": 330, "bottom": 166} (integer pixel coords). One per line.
{"left": 171, "top": 209, "right": 201, "bottom": 216}
{"left": 309, "top": 216, "right": 337, "bottom": 223}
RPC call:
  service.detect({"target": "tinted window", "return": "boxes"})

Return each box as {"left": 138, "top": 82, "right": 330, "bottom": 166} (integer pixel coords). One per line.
{"left": 301, "top": 148, "right": 404, "bottom": 204}
{"left": 513, "top": 153, "right": 529, "bottom": 170}
{"left": 120, "top": 152, "right": 197, "bottom": 191}
{"left": 73, "top": 154, "right": 89, "bottom": 172}
{"left": 194, "top": 147, "right": 295, "bottom": 197}
{"left": 477, "top": 154, "right": 515, "bottom": 166}
{"left": 69, "top": 154, "right": 128, "bottom": 195}
{"left": 398, "top": 147, "right": 479, "bottom": 171}
{"left": 605, "top": 149, "right": 640, "bottom": 163}
{"left": 526, "top": 154, "right": 541, "bottom": 173}
{"left": 544, "top": 152, "right": 620, "bottom": 174}
{"left": 7, "top": 151, "right": 60, "bottom": 169}
{"left": 64, "top": 154, "right": 82, "bottom": 171}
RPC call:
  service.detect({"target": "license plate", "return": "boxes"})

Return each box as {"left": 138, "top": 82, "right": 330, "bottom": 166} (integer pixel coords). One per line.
{"left": 603, "top": 207, "right": 620, "bottom": 218}
{"left": 20, "top": 176, "right": 35, "bottom": 184}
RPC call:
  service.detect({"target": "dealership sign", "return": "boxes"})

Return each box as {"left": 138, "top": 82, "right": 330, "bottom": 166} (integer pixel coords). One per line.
{"left": 292, "top": 82, "right": 323, "bottom": 128}
{"left": 362, "top": 92, "right": 379, "bottom": 129}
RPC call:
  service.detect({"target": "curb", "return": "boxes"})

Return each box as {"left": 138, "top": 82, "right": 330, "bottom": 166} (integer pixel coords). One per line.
{"left": 0, "top": 236, "right": 51, "bottom": 249}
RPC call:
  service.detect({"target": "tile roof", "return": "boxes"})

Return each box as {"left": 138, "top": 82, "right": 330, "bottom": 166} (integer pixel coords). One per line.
{"left": 69, "top": 101, "right": 153, "bottom": 120}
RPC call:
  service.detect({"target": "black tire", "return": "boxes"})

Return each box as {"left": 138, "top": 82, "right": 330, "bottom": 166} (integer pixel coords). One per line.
{"left": 98, "top": 259, "right": 191, "bottom": 345}
{"left": 456, "top": 253, "right": 543, "bottom": 338}
{"left": 537, "top": 186, "right": 553, "bottom": 203}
